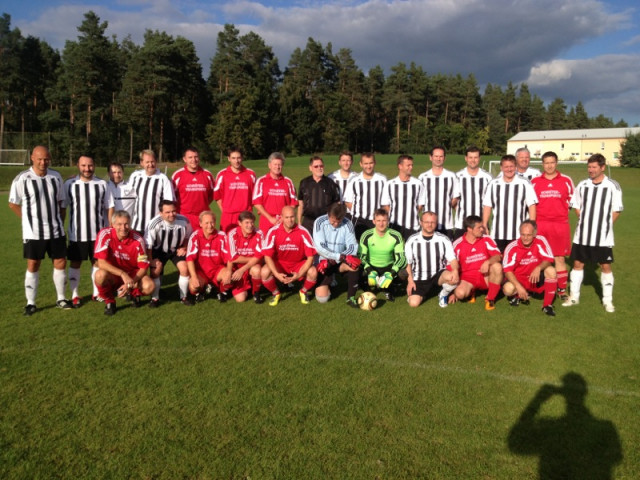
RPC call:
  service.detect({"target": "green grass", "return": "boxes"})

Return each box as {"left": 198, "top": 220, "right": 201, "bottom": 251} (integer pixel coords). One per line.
{"left": 1, "top": 157, "right": 639, "bottom": 479}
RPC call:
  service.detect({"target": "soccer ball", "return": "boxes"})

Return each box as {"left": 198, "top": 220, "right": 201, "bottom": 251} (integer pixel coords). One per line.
{"left": 357, "top": 291, "right": 378, "bottom": 311}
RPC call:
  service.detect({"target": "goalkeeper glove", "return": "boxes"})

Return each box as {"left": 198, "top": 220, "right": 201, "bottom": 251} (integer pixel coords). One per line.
{"left": 317, "top": 259, "right": 329, "bottom": 274}
{"left": 367, "top": 271, "right": 378, "bottom": 287}
{"left": 378, "top": 271, "right": 394, "bottom": 289}
{"left": 344, "top": 255, "right": 361, "bottom": 270}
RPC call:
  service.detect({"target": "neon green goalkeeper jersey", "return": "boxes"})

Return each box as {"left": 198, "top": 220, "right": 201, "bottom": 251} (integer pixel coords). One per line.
{"left": 359, "top": 228, "right": 406, "bottom": 273}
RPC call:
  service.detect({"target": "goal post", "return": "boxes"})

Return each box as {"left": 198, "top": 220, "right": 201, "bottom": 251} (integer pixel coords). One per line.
{"left": 0, "top": 149, "right": 29, "bottom": 166}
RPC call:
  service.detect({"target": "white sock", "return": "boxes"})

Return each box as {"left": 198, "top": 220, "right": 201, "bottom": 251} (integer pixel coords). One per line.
{"left": 569, "top": 269, "right": 584, "bottom": 301}
{"left": 53, "top": 268, "right": 67, "bottom": 301}
{"left": 601, "top": 272, "right": 614, "bottom": 304}
{"left": 91, "top": 266, "right": 99, "bottom": 296}
{"left": 441, "top": 283, "right": 456, "bottom": 295}
{"left": 25, "top": 271, "right": 39, "bottom": 305}
{"left": 152, "top": 277, "right": 161, "bottom": 300}
{"left": 68, "top": 267, "right": 81, "bottom": 299}
{"left": 178, "top": 275, "right": 190, "bottom": 299}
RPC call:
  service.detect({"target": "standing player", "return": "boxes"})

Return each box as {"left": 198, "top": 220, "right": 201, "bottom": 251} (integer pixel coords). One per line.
{"left": 418, "top": 146, "right": 460, "bottom": 239}
{"left": 455, "top": 146, "right": 493, "bottom": 238}
{"left": 405, "top": 211, "right": 459, "bottom": 308}
{"left": 344, "top": 152, "right": 387, "bottom": 240}
{"left": 145, "top": 200, "right": 193, "bottom": 307}
{"left": 359, "top": 208, "right": 407, "bottom": 302}
{"left": 106, "top": 161, "right": 136, "bottom": 218}
{"left": 63, "top": 155, "right": 114, "bottom": 306}
{"left": 297, "top": 156, "right": 341, "bottom": 232}
{"left": 502, "top": 220, "right": 557, "bottom": 316}
{"left": 214, "top": 147, "right": 256, "bottom": 232}
{"left": 499, "top": 148, "right": 541, "bottom": 181}
{"left": 261, "top": 206, "right": 318, "bottom": 306}
{"left": 531, "top": 151, "right": 575, "bottom": 300}
{"left": 226, "top": 211, "right": 265, "bottom": 303}
{"left": 563, "top": 154, "right": 623, "bottom": 312}
{"left": 186, "top": 211, "right": 232, "bottom": 303}
{"left": 482, "top": 155, "right": 538, "bottom": 252}
{"left": 129, "top": 149, "right": 174, "bottom": 233}
{"left": 172, "top": 146, "right": 215, "bottom": 231}
{"left": 312, "top": 203, "right": 361, "bottom": 307}
{"left": 94, "top": 210, "right": 155, "bottom": 315}
{"left": 452, "top": 215, "right": 503, "bottom": 310}
{"left": 328, "top": 150, "right": 358, "bottom": 201}
{"left": 252, "top": 152, "right": 298, "bottom": 233}
{"left": 381, "top": 154, "right": 424, "bottom": 240}
{"left": 9, "top": 145, "right": 72, "bottom": 315}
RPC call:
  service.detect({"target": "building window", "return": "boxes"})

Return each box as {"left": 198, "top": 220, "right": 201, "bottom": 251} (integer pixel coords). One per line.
{"left": 561, "top": 143, "right": 564, "bottom": 150}
{"left": 601, "top": 142, "right": 605, "bottom": 151}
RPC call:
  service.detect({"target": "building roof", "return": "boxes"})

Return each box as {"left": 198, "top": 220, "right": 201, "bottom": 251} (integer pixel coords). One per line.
{"left": 508, "top": 127, "right": 640, "bottom": 142}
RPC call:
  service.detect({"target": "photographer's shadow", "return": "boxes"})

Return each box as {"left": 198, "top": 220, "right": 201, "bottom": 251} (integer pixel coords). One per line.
{"left": 507, "top": 372, "right": 622, "bottom": 479}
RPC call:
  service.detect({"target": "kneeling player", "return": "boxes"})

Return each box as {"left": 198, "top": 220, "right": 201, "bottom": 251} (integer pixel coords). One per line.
{"left": 452, "top": 215, "right": 503, "bottom": 310}
{"left": 226, "top": 211, "right": 265, "bottom": 303}
{"left": 186, "top": 211, "right": 232, "bottom": 302}
{"left": 261, "top": 206, "right": 317, "bottom": 306}
{"left": 502, "top": 220, "right": 557, "bottom": 316}
{"left": 94, "top": 210, "right": 154, "bottom": 315}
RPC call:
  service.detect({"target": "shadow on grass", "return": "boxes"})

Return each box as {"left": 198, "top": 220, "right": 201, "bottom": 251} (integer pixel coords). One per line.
{"left": 507, "top": 372, "right": 622, "bottom": 479}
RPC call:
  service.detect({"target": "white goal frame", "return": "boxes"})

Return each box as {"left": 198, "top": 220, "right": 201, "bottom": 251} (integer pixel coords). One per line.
{"left": 487, "top": 160, "right": 594, "bottom": 178}
{"left": 0, "top": 149, "right": 29, "bottom": 166}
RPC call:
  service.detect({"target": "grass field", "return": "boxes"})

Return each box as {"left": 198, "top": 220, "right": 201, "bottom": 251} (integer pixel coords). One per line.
{"left": 1, "top": 155, "right": 639, "bottom": 479}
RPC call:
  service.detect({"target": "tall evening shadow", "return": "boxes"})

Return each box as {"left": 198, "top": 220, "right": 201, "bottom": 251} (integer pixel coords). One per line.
{"left": 508, "top": 372, "right": 622, "bottom": 479}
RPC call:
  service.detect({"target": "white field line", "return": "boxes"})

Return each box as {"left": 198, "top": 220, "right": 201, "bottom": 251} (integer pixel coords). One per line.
{"left": 2, "top": 344, "right": 639, "bottom": 399}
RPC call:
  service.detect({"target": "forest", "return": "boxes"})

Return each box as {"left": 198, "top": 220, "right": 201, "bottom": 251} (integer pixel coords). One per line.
{"left": 0, "top": 11, "right": 630, "bottom": 166}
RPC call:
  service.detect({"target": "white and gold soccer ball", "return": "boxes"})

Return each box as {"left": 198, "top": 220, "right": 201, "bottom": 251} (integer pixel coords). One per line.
{"left": 357, "top": 291, "right": 378, "bottom": 311}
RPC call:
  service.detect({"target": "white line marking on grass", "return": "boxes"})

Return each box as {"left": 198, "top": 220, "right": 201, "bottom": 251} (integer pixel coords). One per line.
{"left": 2, "top": 345, "right": 639, "bottom": 399}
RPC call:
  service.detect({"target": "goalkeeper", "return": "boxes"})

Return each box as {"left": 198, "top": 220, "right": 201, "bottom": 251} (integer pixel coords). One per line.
{"left": 312, "top": 203, "right": 361, "bottom": 307}
{"left": 358, "top": 208, "right": 407, "bottom": 302}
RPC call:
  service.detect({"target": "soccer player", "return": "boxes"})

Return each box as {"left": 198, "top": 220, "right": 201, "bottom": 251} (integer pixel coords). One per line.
{"left": 226, "top": 211, "right": 265, "bottom": 303}
{"left": 455, "top": 146, "right": 493, "bottom": 238}
{"left": 94, "top": 210, "right": 155, "bottom": 316}
{"left": 418, "top": 146, "right": 460, "bottom": 239}
{"left": 129, "top": 149, "right": 174, "bottom": 233}
{"left": 252, "top": 152, "right": 298, "bottom": 233}
{"left": 312, "top": 203, "right": 361, "bottom": 307}
{"left": 498, "top": 148, "right": 541, "bottom": 181}
{"left": 328, "top": 150, "right": 358, "bottom": 201}
{"left": 562, "top": 154, "right": 623, "bottom": 313}
{"left": 186, "top": 211, "right": 232, "bottom": 303}
{"left": 9, "top": 145, "right": 73, "bottom": 315}
{"left": 107, "top": 161, "right": 136, "bottom": 218}
{"left": 381, "top": 154, "right": 424, "bottom": 240}
{"left": 62, "top": 155, "right": 114, "bottom": 306}
{"left": 452, "top": 215, "right": 503, "bottom": 310}
{"left": 531, "top": 151, "right": 575, "bottom": 300}
{"left": 482, "top": 155, "right": 538, "bottom": 252}
{"left": 502, "top": 220, "right": 557, "bottom": 316}
{"left": 145, "top": 200, "right": 193, "bottom": 307}
{"left": 172, "top": 146, "right": 215, "bottom": 231}
{"left": 261, "top": 206, "right": 317, "bottom": 306}
{"left": 297, "top": 156, "right": 341, "bottom": 232}
{"left": 405, "top": 211, "right": 459, "bottom": 308}
{"left": 214, "top": 146, "right": 256, "bottom": 232}
{"left": 344, "top": 152, "right": 387, "bottom": 240}
{"left": 359, "top": 208, "right": 407, "bottom": 302}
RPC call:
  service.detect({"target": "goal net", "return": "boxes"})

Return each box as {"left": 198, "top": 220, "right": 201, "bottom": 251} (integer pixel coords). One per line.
{"left": 0, "top": 149, "right": 29, "bottom": 166}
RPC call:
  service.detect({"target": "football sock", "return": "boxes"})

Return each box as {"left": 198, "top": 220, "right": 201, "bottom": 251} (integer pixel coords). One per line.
{"left": 487, "top": 282, "right": 500, "bottom": 302}
{"left": 263, "top": 277, "right": 279, "bottom": 295}
{"left": 601, "top": 272, "right": 614, "bottom": 304}
{"left": 556, "top": 270, "right": 568, "bottom": 291}
{"left": 441, "top": 282, "right": 456, "bottom": 295}
{"left": 53, "top": 268, "right": 67, "bottom": 301}
{"left": 569, "top": 269, "right": 584, "bottom": 301}
{"left": 346, "top": 270, "right": 360, "bottom": 298}
{"left": 543, "top": 277, "right": 558, "bottom": 307}
{"left": 25, "top": 270, "right": 39, "bottom": 305}
{"left": 301, "top": 278, "right": 316, "bottom": 293}
{"left": 178, "top": 275, "right": 190, "bottom": 299}
{"left": 152, "top": 278, "right": 161, "bottom": 300}
{"left": 68, "top": 267, "right": 81, "bottom": 299}
{"left": 91, "top": 266, "right": 99, "bottom": 296}
{"left": 251, "top": 277, "right": 262, "bottom": 294}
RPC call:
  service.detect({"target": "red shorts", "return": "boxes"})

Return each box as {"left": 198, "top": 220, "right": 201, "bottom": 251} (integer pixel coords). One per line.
{"left": 513, "top": 273, "right": 545, "bottom": 294}
{"left": 536, "top": 221, "right": 571, "bottom": 257}
{"left": 196, "top": 265, "right": 225, "bottom": 286}
{"left": 230, "top": 268, "right": 252, "bottom": 295}
{"left": 460, "top": 271, "right": 489, "bottom": 291}
{"left": 220, "top": 212, "right": 242, "bottom": 233}
{"left": 183, "top": 213, "right": 202, "bottom": 232}
{"left": 273, "top": 260, "right": 307, "bottom": 278}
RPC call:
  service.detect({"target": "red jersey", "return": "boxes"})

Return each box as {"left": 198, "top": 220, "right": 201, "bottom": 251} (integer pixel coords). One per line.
{"left": 453, "top": 234, "right": 501, "bottom": 274}
{"left": 227, "top": 225, "right": 264, "bottom": 260}
{"left": 186, "top": 229, "right": 229, "bottom": 278}
{"left": 94, "top": 227, "right": 149, "bottom": 275}
{"left": 503, "top": 236, "right": 554, "bottom": 277}
{"left": 531, "top": 172, "right": 574, "bottom": 223}
{"left": 172, "top": 167, "right": 215, "bottom": 216}
{"left": 262, "top": 223, "right": 316, "bottom": 264}
{"left": 252, "top": 174, "right": 298, "bottom": 215}
{"left": 213, "top": 166, "right": 256, "bottom": 213}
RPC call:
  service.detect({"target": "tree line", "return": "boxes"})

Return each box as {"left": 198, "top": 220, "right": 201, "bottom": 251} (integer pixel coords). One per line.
{"left": 0, "top": 11, "right": 630, "bottom": 166}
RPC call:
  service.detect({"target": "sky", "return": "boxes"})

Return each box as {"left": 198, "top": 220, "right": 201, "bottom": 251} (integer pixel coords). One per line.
{"left": 6, "top": 0, "right": 640, "bottom": 126}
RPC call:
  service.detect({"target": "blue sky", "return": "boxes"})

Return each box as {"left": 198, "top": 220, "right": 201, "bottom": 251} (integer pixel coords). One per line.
{"left": 6, "top": 0, "right": 640, "bottom": 126}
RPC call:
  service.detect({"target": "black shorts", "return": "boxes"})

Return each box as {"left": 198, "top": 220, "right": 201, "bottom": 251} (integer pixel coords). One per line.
{"left": 318, "top": 262, "right": 340, "bottom": 286}
{"left": 409, "top": 270, "right": 446, "bottom": 298}
{"left": 68, "top": 240, "right": 96, "bottom": 262}
{"left": 495, "top": 239, "right": 513, "bottom": 253}
{"left": 390, "top": 223, "right": 419, "bottom": 242}
{"left": 570, "top": 244, "right": 614, "bottom": 265}
{"left": 23, "top": 237, "right": 67, "bottom": 260}
{"left": 152, "top": 249, "right": 186, "bottom": 268}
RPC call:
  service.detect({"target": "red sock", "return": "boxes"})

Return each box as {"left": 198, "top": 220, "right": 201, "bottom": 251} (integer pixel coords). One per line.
{"left": 487, "top": 282, "right": 500, "bottom": 301}
{"left": 251, "top": 277, "right": 262, "bottom": 294}
{"left": 543, "top": 278, "right": 558, "bottom": 307}
{"left": 97, "top": 284, "right": 115, "bottom": 303}
{"left": 557, "top": 270, "right": 568, "bottom": 290}
{"left": 301, "top": 278, "right": 316, "bottom": 293}
{"left": 263, "top": 277, "right": 279, "bottom": 295}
